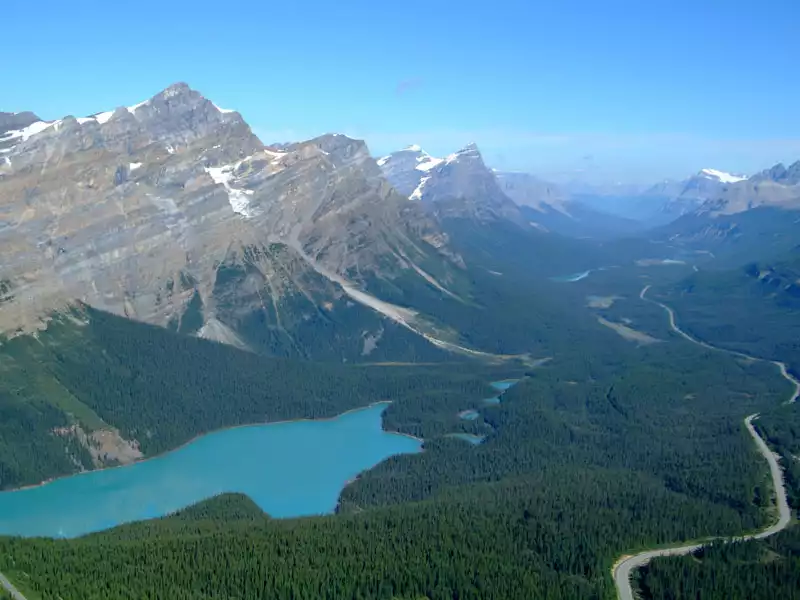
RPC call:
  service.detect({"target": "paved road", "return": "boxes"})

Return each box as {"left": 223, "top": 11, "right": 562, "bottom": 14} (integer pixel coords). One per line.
{"left": 0, "top": 570, "right": 28, "bottom": 600}
{"left": 613, "top": 286, "right": 796, "bottom": 600}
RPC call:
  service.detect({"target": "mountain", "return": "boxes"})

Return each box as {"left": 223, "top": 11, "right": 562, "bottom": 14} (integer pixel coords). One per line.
{"left": 492, "top": 171, "right": 569, "bottom": 214}
{"left": 0, "top": 83, "right": 466, "bottom": 360}
{"left": 644, "top": 168, "right": 748, "bottom": 218}
{"left": 752, "top": 161, "right": 800, "bottom": 186}
{"left": 375, "top": 144, "right": 443, "bottom": 197}
{"left": 655, "top": 247, "right": 800, "bottom": 372}
{"left": 492, "top": 172, "right": 648, "bottom": 238}
{"left": 652, "top": 161, "right": 800, "bottom": 267}
{"left": 697, "top": 160, "right": 800, "bottom": 215}
{"left": 0, "top": 111, "right": 41, "bottom": 155}
{"left": 378, "top": 143, "right": 524, "bottom": 223}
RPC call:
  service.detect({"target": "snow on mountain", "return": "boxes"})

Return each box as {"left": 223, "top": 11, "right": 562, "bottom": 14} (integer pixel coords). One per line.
{"left": 0, "top": 97, "right": 237, "bottom": 156}
{"left": 376, "top": 145, "right": 443, "bottom": 197}
{"left": 377, "top": 142, "right": 524, "bottom": 223}
{"left": 700, "top": 168, "right": 747, "bottom": 184}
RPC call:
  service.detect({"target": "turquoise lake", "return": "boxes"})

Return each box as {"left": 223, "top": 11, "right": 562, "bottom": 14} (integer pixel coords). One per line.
{"left": 0, "top": 403, "right": 421, "bottom": 539}
{"left": 490, "top": 380, "right": 518, "bottom": 391}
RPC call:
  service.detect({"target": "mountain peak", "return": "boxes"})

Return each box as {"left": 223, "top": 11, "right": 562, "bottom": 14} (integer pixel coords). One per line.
{"left": 754, "top": 161, "right": 800, "bottom": 186}
{"left": 159, "top": 82, "right": 193, "bottom": 98}
{"left": 445, "top": 143, "right": 482, "bottom": 164}
{"left": 699, "top": 168, "right": 747, "bottom": 184}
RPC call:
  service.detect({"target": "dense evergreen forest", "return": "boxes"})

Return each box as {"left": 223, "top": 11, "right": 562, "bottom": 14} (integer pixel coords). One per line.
{"left": 655, "top": 249, "right": 800, "bottom": 374}
{"left": 625, "top": 251, "right": 800, "bottom": 600}
{"left": 0, "top": 308, "right": 791, "bottom": 598}
{"left": 0, "top": 307, "right": 516, "bottom": 490}
{"left": 636, "top": 525, "right": 800, "bottom": 599}
{"left": 0, "top": 220, "right": 795, "bottom": 599}
{"left": 757, "top": 405, "right": 800, "bottom": 509}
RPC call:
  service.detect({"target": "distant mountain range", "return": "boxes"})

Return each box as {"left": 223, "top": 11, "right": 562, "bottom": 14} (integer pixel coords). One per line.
{"left": 3, "top": 82, "right": 799, "bottom": 363}
{"left": 377, "top": 145, "right": 647, "bottom": 238}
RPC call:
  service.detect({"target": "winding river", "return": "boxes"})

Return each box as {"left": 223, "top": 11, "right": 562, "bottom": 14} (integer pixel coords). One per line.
{"left": 612, "top": 286, "right": 799, "bottom": 600}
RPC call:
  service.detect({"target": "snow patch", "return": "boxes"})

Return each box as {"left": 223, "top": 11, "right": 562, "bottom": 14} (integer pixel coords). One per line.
{"left": 404, "top": 144, "right": 422, "bottom": 152}
{"left": 263, "top": 149, "right": 286, "bottom": 160}
{"left": 410, "top": 176, "right": 430, "bottom": 200}
{"left": 376, "top": 155, "right": 391, "bottom": 166}
{"left": 165, "top": 144, "right": 175, "bottom": 154}
{"left": 1, "top": 120, "right": 60, "bottom": 143}
{"left": 94, "top": 111, "right": 114, "bottom": 125}
{"left": 129, "top": 162, "right": 142, "bottom": 171}
{"left": 76, "top": 117, "right": 96, "bottom": 125}
{"left": 205, "top": 159, "right": 256, "bottom": 218}
{"left": 415, "top": 156, "right": 443, "bottom": 172}
{"left": 212, "top": 103, "right": 235, "bottom": 114}
{"left": 701, "top": 168, "right": 747, "bottom": 184}
{"left": 128, "top": 99, "right": 148, "bottom": 114}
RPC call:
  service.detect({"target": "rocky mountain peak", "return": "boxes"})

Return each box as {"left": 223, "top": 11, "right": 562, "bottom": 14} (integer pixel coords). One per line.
{"left": 160, "top": 82, "right": 193, "bottom": 98}
{"left": 0, "top": 85, "right": 461, "bottom": 352}
{"left": 754, "top": 160, "right": 800, "bottom": 186}
{"left": 494, "top": 171, "right": 570, "bottom": 215}
{"left": 375, "top": 145, "right": 443, "bottom": 196}
{"left": 0, "top": 111, "right": 41, "bottom": 135}
{"left": 377, "top": 142, "right": 523, "bottom": 223}
{"left": 447, "top": 142, "right": 481, "bottom": 162}
{"left": 698, "top": 168, "right": 747, "bottom": 184}
{"left": 0, "top": 83, "right": 261, "bottom": 177}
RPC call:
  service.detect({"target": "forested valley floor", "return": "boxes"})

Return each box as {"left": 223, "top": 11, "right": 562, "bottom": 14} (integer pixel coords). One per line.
{"left": 0, "top": 224, "right": 797, "bottom": 599}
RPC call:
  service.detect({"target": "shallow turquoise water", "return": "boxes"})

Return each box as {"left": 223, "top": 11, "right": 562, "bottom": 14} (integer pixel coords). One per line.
{"left": 0, "top": 404, "right": 421, "bottom": 538}
{"left": 490, "top": 380, "right": 519, "bottom": 391}
{"left": 458, "top": 409, "right": 480, "bottom": 421}
{"left": 483, "top": 396, "right": 501, "bottom": 405}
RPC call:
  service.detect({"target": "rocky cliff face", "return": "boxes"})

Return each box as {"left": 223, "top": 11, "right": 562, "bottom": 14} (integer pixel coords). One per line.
{"left": 696, "top": 161, "right": 800, "bottom": 215}
{"left": 378, "top": 143, "right": 524, "bottom": 224}
{"left": 0, "top": 84, "right": 461, "bottom": 355}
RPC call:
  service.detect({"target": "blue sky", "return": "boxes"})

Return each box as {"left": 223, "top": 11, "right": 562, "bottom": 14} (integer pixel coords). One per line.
{"left": 4, "top": 0, "right": 799, "bottom": 183}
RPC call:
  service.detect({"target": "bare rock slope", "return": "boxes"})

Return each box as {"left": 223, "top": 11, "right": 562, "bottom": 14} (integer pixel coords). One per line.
{"left": 0, "top": 84, "right": 461, "bottom": 354}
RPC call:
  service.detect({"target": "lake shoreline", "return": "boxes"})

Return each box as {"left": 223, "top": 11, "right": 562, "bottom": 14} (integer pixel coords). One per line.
{"left": 4, "top": 401, "right": 424, "bottom": 495}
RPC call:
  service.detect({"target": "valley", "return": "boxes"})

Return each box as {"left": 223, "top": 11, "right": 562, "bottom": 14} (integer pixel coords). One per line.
{"left": 1, "top": 75, "right": 799, "bottom": 600}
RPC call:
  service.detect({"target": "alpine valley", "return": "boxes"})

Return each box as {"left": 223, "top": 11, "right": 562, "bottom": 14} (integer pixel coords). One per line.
{"left": 0, "top": 84, "right": 799, "bottom": 600}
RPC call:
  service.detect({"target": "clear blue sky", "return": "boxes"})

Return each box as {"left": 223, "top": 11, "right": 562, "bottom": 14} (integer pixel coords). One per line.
{"left": 4, "top": 0, "right": 799, "bottom": 183}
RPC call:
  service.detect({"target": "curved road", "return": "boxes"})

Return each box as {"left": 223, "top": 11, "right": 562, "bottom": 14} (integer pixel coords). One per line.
{"left": 613, "top": 285, "right": 798, "bottom": 600}
{"left": 0, "top": 571, "right": 28, "bottom": 600}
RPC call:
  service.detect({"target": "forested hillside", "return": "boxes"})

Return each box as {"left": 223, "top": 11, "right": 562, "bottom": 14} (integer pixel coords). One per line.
{"left": 636, "top": 405, "right": 800, "bottom": 600}
{"left": 0, "top": 307, "right": 511, "bottom": 490}
{"left": 0, "top": 299, "right": 791, "bottom": 598}
{"left": 0, "top": 217, "right": 795, "bottom": 599}
{"left": 655, "top": 249, "right": 800, "bottom": 373}
{"left": 637, "top": 526, "right": 800, "bottom": 600}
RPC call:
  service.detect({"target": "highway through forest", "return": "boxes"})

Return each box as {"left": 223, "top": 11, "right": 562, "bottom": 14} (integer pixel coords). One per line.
{"left": 612, "top": 286, "right": 798, "bottom": 600}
